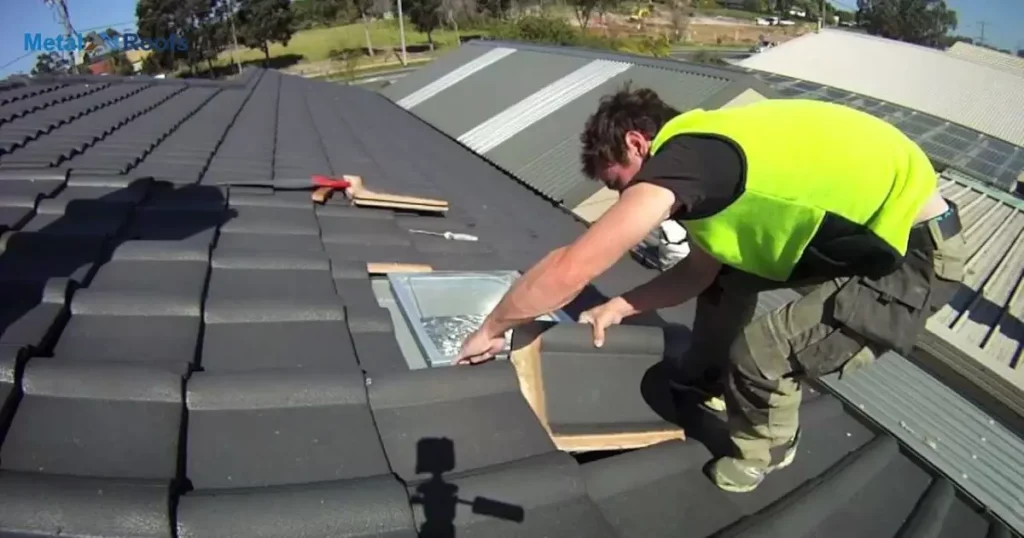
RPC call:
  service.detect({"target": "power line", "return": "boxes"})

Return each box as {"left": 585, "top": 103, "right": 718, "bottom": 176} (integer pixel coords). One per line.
{"left": 0, "top": 51, "right": 38, "bottom": 73}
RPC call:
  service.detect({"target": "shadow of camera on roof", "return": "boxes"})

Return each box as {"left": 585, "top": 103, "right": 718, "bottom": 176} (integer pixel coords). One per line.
{"left": 411, "top": 436, "right": 525, "bottom": 538}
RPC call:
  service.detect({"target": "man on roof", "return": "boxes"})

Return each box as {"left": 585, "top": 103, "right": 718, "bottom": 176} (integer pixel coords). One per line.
{"left": 456, "top": 84, "right": 966, "bottom": 493}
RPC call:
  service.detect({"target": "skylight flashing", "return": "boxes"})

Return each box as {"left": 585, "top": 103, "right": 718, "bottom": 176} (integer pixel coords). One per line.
{"left": 383, "top": 270, "right": 571, "bottom": 368}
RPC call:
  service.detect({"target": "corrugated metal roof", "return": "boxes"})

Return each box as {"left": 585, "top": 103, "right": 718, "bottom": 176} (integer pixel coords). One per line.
{"left": 408, "top": 51, "right": 590, "bottom": 138}
{"left": 947, "top": 43, "right": 1024, "bottom": 78}
{"left": 480, "top": 63, "right": 731, "bottom": 204}
{"left": 458, "top": 59, "right": 632, "bottom": 154}
{"left": 821, "top": 353, "right": 1024, "bottom": 535}
{"left": 379, "top": 43, "right": 495, "bottom": 102}
{"left": 934, "top": 170, "right": 1024, "bottom": 373}
{"left": 394, "top": 46, "right": 516, "bottom": 109}
{"left": 739, "top": 30, "right": 1024, "bottom": 148}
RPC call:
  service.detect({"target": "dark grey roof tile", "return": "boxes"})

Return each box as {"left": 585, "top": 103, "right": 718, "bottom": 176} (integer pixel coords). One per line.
{"left": 410, "top": 234, "right": 494, "bottom": 255}
{"left": 0, "top": 471, "right": 172, "bottom": 538}
{"left": 72, "top": 283, "right": 201, "bottom": 317}
{"left": 176, "top": 475, "right": 417, "bottom": 538}
{"left": 204, "top": 268, "right": 344, "bottom": 323}
{"left": 315, "top": 204, "right": 395, "bottom": 220}
{"left": 219, "top": 206, "right": 319, "bottom": 235}
{"left": 142, "top": 183, "right": 228, "bottom": 210}
{"left": 20, "top": 210, "right": 127, "bottom": 237}
{"left": 0, "top": 302, "right": 66, "bottom": 351}
{"left": 110, "top": 239, "right": 210, "bottom": 262}
{"left": 87, "top": 259, "right": 208, "bottom": 300}
{"left": 346, "top": 305, "right": 395, "bottom": 334}
{"left": 1, "top": 360, "right": 181, "bottom": 479}
{"left": 53, "top": 314, "right": 198, "bottom": 373}
{"left": 350, "top": 332, "right": 409, "bottom": 375}
{"left": 532, "top": 323, "right": 687, "bottom": 435}
{"left": 331, "top": 260, "right": 371, "bottom": 279}
{"left": 319, "top": 215, "right": 411, "bottom": 247}
{"left": 333, "top": 278, "right": 380, "bottom": 310}
{"left": 201, "top": 320, "right": 359, "bottom": 373}
{"left": 368, "top": 361, "right": 555, "bottom": 482}
{"left": 0, "top": 345, "right": 24, "bottom": 430}
{"left": 228, "top": 192, "right": 311, "bottom": 209}
{"left": 581, "top": 392, "right": 886, "bottom": 538}
{"left": 324, "top": 243, "right": 426, "bottom": 265}
{"left": 186, "top": 370, "right": 389, "bottom": 488}
{"left": 407, "top": 450, "right": 617, "bottom": 538}
{"left": 214, "top": 231, "right": 325, "bottom": 253}
{"left": 211, "top": 247, "right": 329, "bottom": 271}
{"left": 0, "top": 206, "right": 34, "bottom": 231}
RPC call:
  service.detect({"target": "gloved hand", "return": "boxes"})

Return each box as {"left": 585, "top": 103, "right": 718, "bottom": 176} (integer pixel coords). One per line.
{"left": 578, "top": 297, "right": 632, "bottom": 348}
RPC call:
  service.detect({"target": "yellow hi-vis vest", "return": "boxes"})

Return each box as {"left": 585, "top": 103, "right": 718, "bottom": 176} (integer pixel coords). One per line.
{"left": 648, "top": 99, "right": 937, "bottom": 282}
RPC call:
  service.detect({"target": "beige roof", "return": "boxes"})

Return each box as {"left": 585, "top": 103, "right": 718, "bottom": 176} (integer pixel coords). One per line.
{"left": 946, "top": 42, "right": 1024, "bottom": 77}
{"left": 739, "top": 29, "right": 1024, "bottom": 147}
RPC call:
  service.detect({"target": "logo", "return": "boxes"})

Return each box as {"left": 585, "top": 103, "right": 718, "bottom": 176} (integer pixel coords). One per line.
{"left": 24, "top": 32, "right": 188, "bottom": 53}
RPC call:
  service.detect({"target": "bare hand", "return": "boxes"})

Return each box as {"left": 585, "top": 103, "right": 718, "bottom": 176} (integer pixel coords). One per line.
{"left": 456, "top": 328, "right": 506, "bottom": 365}
{"left": 578, "top": 297, "right": 631, "bottom": 348}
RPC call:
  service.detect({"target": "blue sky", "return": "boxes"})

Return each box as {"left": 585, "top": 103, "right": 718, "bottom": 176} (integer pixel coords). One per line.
{"left": 1, "top": 0, "right": 1022, "bottom": 77}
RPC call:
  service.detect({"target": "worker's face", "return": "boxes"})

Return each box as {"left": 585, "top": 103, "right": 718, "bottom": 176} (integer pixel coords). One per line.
{"left": 597, "top": 131, "right": 649, "bottom": 192}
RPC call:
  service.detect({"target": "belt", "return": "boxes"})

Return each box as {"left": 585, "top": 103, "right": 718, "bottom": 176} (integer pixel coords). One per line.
{"left": 908, "top": 199, "right": 962, "bottom": 252}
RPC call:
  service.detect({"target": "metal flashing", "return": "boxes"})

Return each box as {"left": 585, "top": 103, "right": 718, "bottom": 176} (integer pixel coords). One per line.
{"left": 395, "top": 47, "right": 516, "bottom": 109}
{"left": 457, "top": 59, "right": 632, "bottom": 155}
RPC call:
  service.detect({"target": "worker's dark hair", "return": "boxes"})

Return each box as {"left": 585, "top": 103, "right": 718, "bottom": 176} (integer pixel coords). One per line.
{"left": 579, "top": 83, "right": 680, "bottom": 179}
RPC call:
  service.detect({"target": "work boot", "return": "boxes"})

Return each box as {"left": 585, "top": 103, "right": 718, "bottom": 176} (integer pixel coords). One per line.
{"left": 667, "top": 367, "right": 727, "bottom": 413}
{"left": 705, "top": 429, "right": 801, "bottom": 493}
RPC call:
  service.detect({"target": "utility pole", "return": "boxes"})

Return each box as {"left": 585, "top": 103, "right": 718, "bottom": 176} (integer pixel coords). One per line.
{"left": 396, "top": 0, "right": 408, "bottom": 66}
{"left": 226, "top": 0, "right": 242, "bottom": 75}
{"left": 978, "top": 21, "right": 988, "bottom": 46}
{"left": 818, "top": 0, "right": 825, "bottom": 31}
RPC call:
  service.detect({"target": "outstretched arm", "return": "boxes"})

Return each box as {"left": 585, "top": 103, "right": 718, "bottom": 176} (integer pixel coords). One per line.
{"left": 577, "top": 242, "right": 721, "bottom": 347}
{"left": 615, "top": 241, "right": 722, "bottom": 316}
{"left": 477, "top": 182, "right": 677, "bottom": 338}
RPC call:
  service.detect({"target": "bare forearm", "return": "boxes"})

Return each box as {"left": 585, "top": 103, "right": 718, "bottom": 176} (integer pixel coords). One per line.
{"left": 618, "top": 254, "right": 719, "bottom": 316}
{"left": 481, "top": 247, "right": 585, "bottom": 336}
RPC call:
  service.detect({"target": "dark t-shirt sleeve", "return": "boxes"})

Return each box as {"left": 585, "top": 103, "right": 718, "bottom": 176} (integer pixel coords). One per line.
{"left": 631, "top": 134, "right": 745, "bottom": 219}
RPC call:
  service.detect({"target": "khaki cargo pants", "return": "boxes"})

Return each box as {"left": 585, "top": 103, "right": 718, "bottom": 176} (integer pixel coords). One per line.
{"left": 681, "top": 203, "right": 967, "bottom": 470}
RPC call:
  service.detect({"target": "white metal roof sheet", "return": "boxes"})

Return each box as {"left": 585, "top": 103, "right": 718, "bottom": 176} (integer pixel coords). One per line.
{"left": 739, "top": 30, "right": 1024, "bottom": 147}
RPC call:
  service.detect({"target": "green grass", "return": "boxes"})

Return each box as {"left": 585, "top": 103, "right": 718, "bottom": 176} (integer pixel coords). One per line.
{"left": 217, "top": 20, "right": 481, "bottom": 65}
{"left": 695, "top": 8, "right": 764, "bottom": 20}
{"left": 312, "top": 57, "right": 434, "bottom": 81}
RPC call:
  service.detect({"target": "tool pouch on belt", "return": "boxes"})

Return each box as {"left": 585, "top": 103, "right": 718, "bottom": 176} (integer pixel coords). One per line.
{"left": 831, "top": 252, "right": 933, "bottom": 356}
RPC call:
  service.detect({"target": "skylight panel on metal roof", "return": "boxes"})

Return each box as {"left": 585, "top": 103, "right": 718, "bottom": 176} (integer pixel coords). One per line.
{"left": 384, "top": 271, "right": 571, "bottom": 368}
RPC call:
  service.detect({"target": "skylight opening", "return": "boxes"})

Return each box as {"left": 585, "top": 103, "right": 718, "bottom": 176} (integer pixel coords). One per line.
{"left": 375, "top": 271, "right": 571, "bottom": 368}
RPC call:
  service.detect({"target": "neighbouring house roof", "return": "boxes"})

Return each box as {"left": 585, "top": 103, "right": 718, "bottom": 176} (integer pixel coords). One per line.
{"left": 0, "top": 67, "right": 1019, "bottom": 537}
{"left": 380, "top": 40, "right": 775, "bottom": 215}
{"left": 946, "top": 42, "right": 1024, "bottom": 77}
{"left": 738, "top": 29, "right": 1024, "bottom": 150}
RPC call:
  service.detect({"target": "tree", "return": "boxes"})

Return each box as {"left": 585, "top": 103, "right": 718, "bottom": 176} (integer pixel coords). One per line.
{"left": 856, "top": 0, "right": 957, "bottom": 48}
{"left": 1018, "top": 49, "right": 1024, "bottom": 58}
{"left": 406, "top": 0, "right": 445, "bottom": 49}
{"left": 31, "top": 52, "right": 69, "bottom": 76}
{"left": 669, "top": 0, "right": 692, "bottom": 43}
{"left": 236, "top": 0, "right": 294, "bottom": 64}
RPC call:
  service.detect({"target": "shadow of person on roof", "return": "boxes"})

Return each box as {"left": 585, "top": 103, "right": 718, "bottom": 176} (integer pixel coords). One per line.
{"left": 0, "top": 174, "right": 234, "bottom": 473}
{"left": 410, "top": 437, "right": 525, "bottom": 538}
{"left": 0, "top": 174, "right": 234, "bottom": 369}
